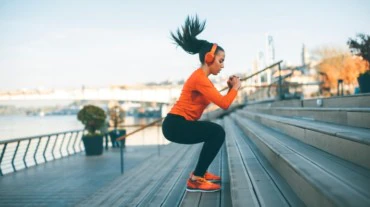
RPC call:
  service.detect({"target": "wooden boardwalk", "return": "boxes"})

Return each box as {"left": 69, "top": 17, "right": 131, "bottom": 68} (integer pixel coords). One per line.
{"left": 0, "top": 146, "right": 159, "bottom": 206}
{"left": 76, "top": 143, "right": 232, "bottom": 207}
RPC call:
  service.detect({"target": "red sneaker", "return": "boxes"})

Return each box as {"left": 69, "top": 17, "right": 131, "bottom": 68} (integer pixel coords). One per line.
{"left": 204, "top": 172, "right": 221, "bottom": 182}
{"left": 191, "top": 171, "right": 221, "bottom": 183}
{"left": 186, "top": 177, "right": 221, "bottom": 192}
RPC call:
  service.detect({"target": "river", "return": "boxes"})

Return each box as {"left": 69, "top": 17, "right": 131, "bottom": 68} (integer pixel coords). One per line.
{"left": 0, "top": 115, "right": 168, "bottom": 145}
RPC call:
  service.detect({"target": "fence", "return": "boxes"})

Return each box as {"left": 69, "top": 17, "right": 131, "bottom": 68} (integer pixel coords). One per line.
{"left": 0, "top": 130, "right": 84, "bottom": 176}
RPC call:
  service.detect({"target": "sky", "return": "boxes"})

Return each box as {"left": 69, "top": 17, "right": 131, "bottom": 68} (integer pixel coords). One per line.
{"left": 1, "top": 0, "right": 369, "bottom": 91}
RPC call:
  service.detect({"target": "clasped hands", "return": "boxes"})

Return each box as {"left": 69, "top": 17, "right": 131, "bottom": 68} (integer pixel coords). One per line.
{"left": 227, "top": 75, "right": 241, "bottom": 90}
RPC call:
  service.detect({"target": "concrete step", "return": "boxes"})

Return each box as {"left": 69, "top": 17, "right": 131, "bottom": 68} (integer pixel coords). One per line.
{"left": 222, "top": 116, "right": 304, "bottom": 207}
{"left": 237, "top": 110, "right": 370, "bottom": 170}
{"left": 244, "top": 107, "right": 370, "bottom": 129}
{"left": 302, "top": 95, "right": 370, "bottom": 108}
{"left": 264, "top": 94, "right": 370, "bottom": 108}
{"left": 232, "top": 113, "right": 370, "bottom": 206}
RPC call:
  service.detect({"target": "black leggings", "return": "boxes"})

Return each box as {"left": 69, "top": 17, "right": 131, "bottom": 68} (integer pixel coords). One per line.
{"left": 162, "top": 113, "right": 225, "bottom": 177}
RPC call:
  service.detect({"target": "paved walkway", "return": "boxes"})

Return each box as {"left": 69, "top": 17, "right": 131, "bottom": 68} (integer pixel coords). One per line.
{"left": 0, "top": 145, "right": 161, "bottom": 207}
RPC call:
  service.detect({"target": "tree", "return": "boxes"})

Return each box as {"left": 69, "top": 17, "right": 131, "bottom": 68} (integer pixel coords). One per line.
{"left": 347, "top": 34, "right": 370, "bottom": 64}
{"left": 108, "top": 101, "right": 125, "bottom": 129}
{"left": 348, "top": 34, "right": 370, "bottom": 93}
{"left": 313, "top": 46, "right": 368, "bottom": 90}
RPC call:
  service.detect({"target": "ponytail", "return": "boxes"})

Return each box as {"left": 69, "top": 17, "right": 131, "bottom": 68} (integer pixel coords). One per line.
{"left": 171, "top": 15, "right": 223, "bottom": 64}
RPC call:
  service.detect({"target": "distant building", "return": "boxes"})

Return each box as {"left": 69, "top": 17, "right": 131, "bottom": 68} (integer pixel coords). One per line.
{"left": 265, "top": 34, "right": 276, "bottom": 84}
{"left": 258, "top": 51, "right": 265, "bottom": 69}
{"left": 271, "top": 65, "right": 320, "bottom": 99}
{"left": 301, "top": 44, "right": 311, "bottom": 66}
{"left": 265, "top": 33, "right": 275, "bottom": 66}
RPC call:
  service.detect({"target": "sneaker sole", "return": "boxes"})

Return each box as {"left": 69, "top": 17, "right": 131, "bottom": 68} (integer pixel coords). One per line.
{"left": 186, "top": 188, "right": 221, "bottom": 193}
{"left": 207, "top": 179, "right": 221, "bottom": 183}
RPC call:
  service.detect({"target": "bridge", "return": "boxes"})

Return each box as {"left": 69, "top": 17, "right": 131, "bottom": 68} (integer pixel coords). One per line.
{"left": 0, "top": 85, "right": 184, "bottom": 104}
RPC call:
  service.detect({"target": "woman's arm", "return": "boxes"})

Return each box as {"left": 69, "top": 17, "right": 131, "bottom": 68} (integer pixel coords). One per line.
{"left": 196, "top": 75, "right": 239, "bottom": 110}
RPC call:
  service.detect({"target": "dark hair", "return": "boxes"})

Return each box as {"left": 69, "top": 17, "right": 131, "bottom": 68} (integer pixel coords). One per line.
{"left": 170, "top": 15, "right": 224, "bottom": 64}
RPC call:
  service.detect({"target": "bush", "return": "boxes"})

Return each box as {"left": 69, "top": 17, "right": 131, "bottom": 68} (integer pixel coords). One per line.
{"left": 77, "top": 105, "right": 107, "bottom": 136}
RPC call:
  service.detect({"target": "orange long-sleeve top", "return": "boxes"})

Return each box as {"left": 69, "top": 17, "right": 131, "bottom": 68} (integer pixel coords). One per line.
{"left": 169, "top": 68, "right": 238, "bottom": 121}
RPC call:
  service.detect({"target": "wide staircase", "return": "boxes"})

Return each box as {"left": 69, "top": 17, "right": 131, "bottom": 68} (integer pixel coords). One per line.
{"left": 77, "top": 94, "right": 370, "bottom": 207}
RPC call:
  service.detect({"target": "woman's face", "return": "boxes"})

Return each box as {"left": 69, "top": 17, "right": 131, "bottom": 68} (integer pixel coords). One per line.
{"left": 210, "top": 50, "right": 225, "bottom": 75}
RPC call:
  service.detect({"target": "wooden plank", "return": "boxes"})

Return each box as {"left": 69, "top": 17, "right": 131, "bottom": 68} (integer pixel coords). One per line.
{"left": 161, "top": 145, "right": 202, "bottom": 207}
{"left": 223, "top": 117, "right": 259, "bottom": 207}
{"left": 228, "top": 115, "right": 304, "bottom": 206}
{"left": 219, "top": 145, "right": 232, "bottom": 207}
{"left": 180, "top": 192, "right": 201, "bottom": 207}
{"left": 76, "top": 143, "right": 185, "bottom": 206}
{"left": 240, "top": 129, "right": 306, "bottom": 207}
{"left": 137, "top": 144, "right": 201, "bottom": 207}
{"left": 110, "top": 145, "right": 191, "bottom": 206}
{"left": 198, "top": 149, "right": 222, "bottom": 207}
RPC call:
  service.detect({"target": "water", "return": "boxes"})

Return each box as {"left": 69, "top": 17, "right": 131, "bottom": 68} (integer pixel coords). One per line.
{"left": 0, "top": 115, "right": 169, "bottom": 146}
{"left": 0, "top": 115, "right": 83, "bottom": 141}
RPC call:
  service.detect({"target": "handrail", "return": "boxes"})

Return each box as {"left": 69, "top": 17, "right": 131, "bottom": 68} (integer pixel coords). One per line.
{"left": 220, "top": 60, "right": 283, "bottom": 92}
{"left": 239, "top": 82, "right": 323, "bottom": 89}
{"left": 116, "top": 118, "right": 164, "bottom": 141}
{"left": 111, "top": 124, "right": 162, "bottom": 128}
{"left": 114, "top": 117, "right": 165, "bottom": 174}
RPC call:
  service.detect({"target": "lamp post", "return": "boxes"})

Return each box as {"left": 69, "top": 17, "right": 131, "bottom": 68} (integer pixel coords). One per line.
{"left": 337, "top": 79, "right": 344, "bottom": 96}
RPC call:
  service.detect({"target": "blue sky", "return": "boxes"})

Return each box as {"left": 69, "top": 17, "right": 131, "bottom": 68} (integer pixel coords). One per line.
{"left": 1, "top": 0, "right": 369, "bottom": 90}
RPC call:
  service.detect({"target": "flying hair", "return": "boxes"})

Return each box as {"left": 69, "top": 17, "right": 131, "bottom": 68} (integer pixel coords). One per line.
{"left": 170, "top": 15, "right": 209, "bottom": 55}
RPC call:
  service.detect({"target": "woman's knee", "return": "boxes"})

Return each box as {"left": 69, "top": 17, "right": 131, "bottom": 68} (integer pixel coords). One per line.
{"left": 213, "top": 124, "right": 225, "bottom": 142}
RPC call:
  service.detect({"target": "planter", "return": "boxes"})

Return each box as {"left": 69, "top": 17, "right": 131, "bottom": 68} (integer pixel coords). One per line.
{"left": 358, "top": 72, "right": 370, "bottom": 93}
{"left": 82, "top": 135, "right": 103, "bottom": 156}
{"left": 109, "top": 129, "right": 126, "bottom": 148}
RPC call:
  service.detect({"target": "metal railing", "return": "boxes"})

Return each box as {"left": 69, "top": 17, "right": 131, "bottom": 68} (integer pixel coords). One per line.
{"left": 220, "top": 60, "right": 283, "bottom": 93}
{"left": 0, "top": 129, "right": 84, "bottom": 176}
{"left": 116, "top": 118, "right": 164, "bottom": 174}
{"left": 212, "top": 60, "right": 286, "bottom": 105}
{"left": 220, "top": 60, "right": 322, "bottom": 102}
{"left": 0, "top": 122, "right": 166, "bottom": 176}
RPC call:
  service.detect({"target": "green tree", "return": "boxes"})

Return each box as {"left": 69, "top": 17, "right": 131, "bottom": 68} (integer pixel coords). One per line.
{"left": 347, "top": 33, "right": 370, "bottom": 64}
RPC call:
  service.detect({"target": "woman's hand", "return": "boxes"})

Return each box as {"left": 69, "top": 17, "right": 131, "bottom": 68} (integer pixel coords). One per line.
{"left": 227, "top": 75, "right": 239, "bottom": 88}
{"left": 227, "top": 75, "right": 234, "bottom": 89}
{"left": 227, "top": 75, "right": 241, "bottom": 90}
{"left": 230, "top": 76, "right": 241, "bottom": 90}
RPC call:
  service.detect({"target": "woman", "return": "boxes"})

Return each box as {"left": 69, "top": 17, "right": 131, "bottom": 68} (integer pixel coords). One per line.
{"left": 162, "top": 15, "right": 241, "bottom": 193}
